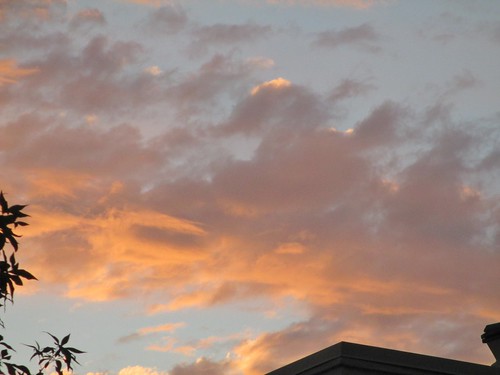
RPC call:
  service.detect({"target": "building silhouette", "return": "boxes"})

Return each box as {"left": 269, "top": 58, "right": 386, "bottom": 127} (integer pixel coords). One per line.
{"left": 266, "top": 323, "right": 500, "bottom": 375}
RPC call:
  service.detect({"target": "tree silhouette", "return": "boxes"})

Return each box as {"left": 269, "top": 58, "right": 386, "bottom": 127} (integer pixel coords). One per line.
{"left": 0, "top": 191, "right": 84, "bottom": 375}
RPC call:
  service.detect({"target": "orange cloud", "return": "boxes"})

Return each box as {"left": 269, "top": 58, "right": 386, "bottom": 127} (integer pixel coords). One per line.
{"left": 147, "top": 339, "right": 195, "bottom": 355}
{"left": 139, "top": 322, "right": 186, "bottom": 335}
{"left": 0, "top": 59, "right": 38, "bottom": 85}
{"left": 251, "top": 77, "right": 291, "bottom": 95}
{"left": 116, "top": 366, "right": 168, "bottom": 375}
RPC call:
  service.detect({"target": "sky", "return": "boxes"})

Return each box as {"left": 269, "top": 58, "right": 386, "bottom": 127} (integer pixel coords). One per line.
{"left": 1, "top": 0, "right": 500, "bottom": 374}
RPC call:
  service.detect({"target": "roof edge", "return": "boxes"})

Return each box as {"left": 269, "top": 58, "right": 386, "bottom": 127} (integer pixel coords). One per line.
{"left": 266, "top": 341, "right": 500, "bottom": 375}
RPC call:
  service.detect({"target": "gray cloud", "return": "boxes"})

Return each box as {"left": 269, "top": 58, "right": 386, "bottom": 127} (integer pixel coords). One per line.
{"left": 145, "top": 5, "right": 188, "bottom": 35}
{"left": 312, "top": 23, "right": 380, "bottom": 52}
{"left": 329, "top": 78, "right": 375, "bottom": 103}
{"left": 188, "top": 23, "right": 272, "bottom": 55}
{"left": 69, "top": 8, "right": 107, "bottom": 30}
{"left": 0, "top": 0, "right": 67, "bottom": 23}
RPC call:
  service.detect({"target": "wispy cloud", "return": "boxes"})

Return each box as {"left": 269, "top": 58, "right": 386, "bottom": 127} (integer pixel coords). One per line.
{"left": 188, "top": 23, "right": 272, "bottom": 55}
{"left": 312, "top": 23, "right": 381, "bottom": 51}
{"left": 118, "top": 322, "right": 186, "bottom": 344}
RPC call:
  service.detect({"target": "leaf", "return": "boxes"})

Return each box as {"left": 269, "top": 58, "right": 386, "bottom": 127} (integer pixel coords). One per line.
{"left": 0, "top": 341, "right": 14, "bottom": 350}
{"left": 11, "top": 275, "right": 23, "bottom": 286}
{"left": 9, "top": 252, "right": 16, "bottom": 266}
{"left": 61, "top": 347, "right": 72, "bottom": 369}
{"left": 44, "top": 332, "right": 60, "bottom": 345}
{"left": 61, "top": 333, "right": 70, "bottom": 346}
{"left": 0, "top": 192, "right": 8, "bottom": 213}
{"left": 7, "top": 235, "right": 18, "bottom": 251}
{"left": 0, "top": 260, "right": 9, "bottom": 271}
{"left": 7, "top": 278, "right": 15, "bottom": 298}
{"left": 55, "top": 359, "right": 62, "bottom": 375}
{"left": 8, "top": 204, "right": 28, "bottom": 213}
{"left": 5, "top": 363, "right": 16, "bottom": 375}
{"left": 42, "top": 346, "right": 53, "bottom": 354}
{"left": 15, "top": 364, "right": 31, "bottom": 375}
{"left": 0, "top": 215, "right": 16, "bottom": 226}
{"left": 67, "top": 347, "right": 86, "bottom": 354}
{"left": 16, "top": 269, "right": 38, "bottom": 280}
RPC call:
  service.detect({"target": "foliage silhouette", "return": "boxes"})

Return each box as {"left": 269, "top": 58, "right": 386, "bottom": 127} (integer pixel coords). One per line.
{"left": 0, "top": 191, "right": 84, "bottom": 375}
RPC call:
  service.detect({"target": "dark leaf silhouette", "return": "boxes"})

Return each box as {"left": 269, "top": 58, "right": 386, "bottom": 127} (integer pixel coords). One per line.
{"left": 0, "top": 192, "right": 84, "bottom": 374}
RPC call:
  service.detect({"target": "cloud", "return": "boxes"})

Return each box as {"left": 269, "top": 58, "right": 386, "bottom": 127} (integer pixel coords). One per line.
{"left": 146, "top": 337, "right": 197, "bottom": 355}
{"left": 329, "top": 78, "right": 375, "bottom": 102}
{"left": 220, "top": 78, "right": 329, "bottom": 135}
{"left": 164, "top": 53, "right": 261, "bottom": 117}
{"left": 145, "top": 5, "right": 188, "bottom": 34}
{"left": 250, "top": 77, "right": 291, "bottom": 95}
{"left": 245, "top": 56, "right": 275, "bottom": 69}
{"left": 10, "top": 84, "right": 493, "bottom": 318}
{"left": 117, "top": 366, "right": 168, "bottom": 375}
{"left": 232, "top": 319, "right": 337, "bottom": 374}
{"left": 3, "top": 64, "right": 499, "bottom": 374}
{"left": 188, "top": 23, "right": 272, "bottom": 54}
{"left": 15, "top": 35, "right": 168, "bottom": 115}
{"left": 0, "top": 118, "right": 162, "bottom": 176}
{"left": 265, "top": 0, "right": 385, "bottom": 9}
{"left": 230, "top": 305, "right": 497, "bottom": 373}
{"left": 441, "top": 70, "right": 477, "bottom": 98}
{"left": 0, "top": 28, "right": 69, "bottom": 56}
{"left": 0, "top": 59, "right": 39, "bottom": 85}
{"left": 169, "top": 357, "right": 233, "bottom": 375}
{"left": 118, "top": 322, "right": 186, "bottom": 343}
{"left": 145, "top": 66, "right": 162, "bottom": 76}
{"left": 313, "top": 23, "right": 380, "bottom": 51}
{"left": 1, "top": 3, "right": 499, "bottom": 374}
{"left": 353, "top": 100, "right": 406, "bottom": 146}
{"left": 117, "top": 0, "right": 171, "bottom": 6}
{"left": 0, "top": 0, "right": 67, "bottom": 22}
{"left": 69, "top": 8, "right": 107, "bottom": 30}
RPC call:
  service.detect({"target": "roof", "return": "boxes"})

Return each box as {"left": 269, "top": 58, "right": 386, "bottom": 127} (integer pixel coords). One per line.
{"left": 266, "top": 341, "right": 500, "bottom": 375}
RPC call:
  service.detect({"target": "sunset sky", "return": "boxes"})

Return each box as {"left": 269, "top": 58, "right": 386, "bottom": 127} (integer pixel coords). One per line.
{"left": 1, "top": 1, "right": 500, "bottom": 374}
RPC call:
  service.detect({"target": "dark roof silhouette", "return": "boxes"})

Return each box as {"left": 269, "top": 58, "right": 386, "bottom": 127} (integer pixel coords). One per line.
{"left": 266, "top": 341, "right": 500, "bottom": 375}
